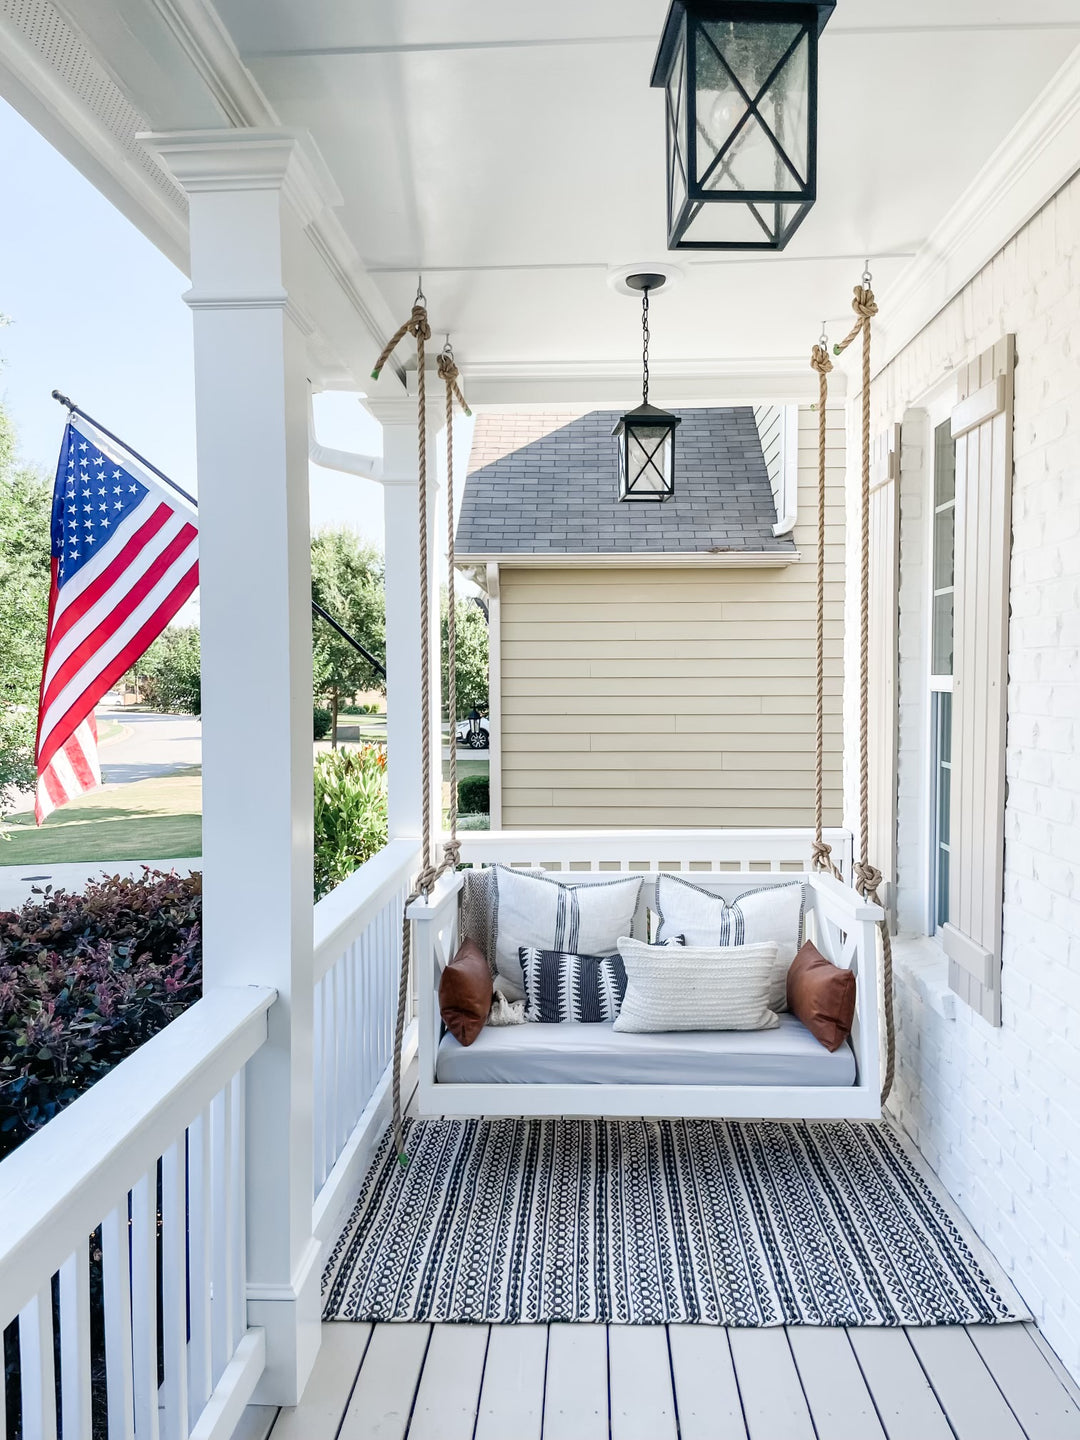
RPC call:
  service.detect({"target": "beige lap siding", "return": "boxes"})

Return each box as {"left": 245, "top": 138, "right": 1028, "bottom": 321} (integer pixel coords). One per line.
{"left": 498, "top": 407, "right": 845, "bottom": 828}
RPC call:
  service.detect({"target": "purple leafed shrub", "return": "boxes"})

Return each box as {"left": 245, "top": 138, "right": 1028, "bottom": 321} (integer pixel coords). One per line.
{"left": 0, "top": 869, "right": 202, "bottom": 1162}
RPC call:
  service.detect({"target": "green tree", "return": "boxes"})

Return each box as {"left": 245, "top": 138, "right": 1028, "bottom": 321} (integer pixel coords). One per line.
{"left": 0, "top": 405, "right": 51, "bottom": 820}
{"left": 311, "top": 529, "right": 385, "bottom": 746}
{"left": 139, "top": 626, "right": 201, "bottom": 714}
{"left": 442, "top": 594, "right": 489, "bottom": 720}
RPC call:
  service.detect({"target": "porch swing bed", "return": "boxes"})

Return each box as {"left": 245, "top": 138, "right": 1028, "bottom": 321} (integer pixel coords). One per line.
{"left": 410, "top": 842, "right": 884, "bottom": 1123}
{"left": 372, "top": 279, "right": 893, "bottom": 1137}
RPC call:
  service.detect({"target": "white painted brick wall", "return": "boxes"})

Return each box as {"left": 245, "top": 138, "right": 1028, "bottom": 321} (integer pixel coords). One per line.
{"left": 849, "top": 171, "right": 1080, "bottom": 1379}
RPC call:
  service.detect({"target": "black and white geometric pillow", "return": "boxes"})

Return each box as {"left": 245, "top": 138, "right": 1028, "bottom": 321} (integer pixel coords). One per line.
{"left": 517, "top": 948, "right": 626, "bottom": 1023}
{"left": 519, "top": 938, "right": 684, "bottom": 1024}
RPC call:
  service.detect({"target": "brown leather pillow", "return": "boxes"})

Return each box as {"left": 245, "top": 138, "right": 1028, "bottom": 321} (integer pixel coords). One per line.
{"left": 439, "top": 939, "right": 492, "bottom": 1047}
{"left": 786, "top": 940, "right": 856, "bottom": 1052}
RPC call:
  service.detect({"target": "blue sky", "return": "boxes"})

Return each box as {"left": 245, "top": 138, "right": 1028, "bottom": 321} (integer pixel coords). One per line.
{"left": 0, "top": 96, "right": 389, "bottom": 549}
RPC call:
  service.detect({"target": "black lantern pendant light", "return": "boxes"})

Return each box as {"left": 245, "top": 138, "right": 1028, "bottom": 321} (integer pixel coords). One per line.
{"left": 613, "top": 274, "right": 681, "bottom": 502}
{"left": 651, "top": 0, "right": 836, "bottom": 251}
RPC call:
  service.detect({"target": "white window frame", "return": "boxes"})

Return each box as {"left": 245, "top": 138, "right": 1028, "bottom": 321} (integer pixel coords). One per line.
{"left": 922, "top": 392, "right": 956, "bottom": 938}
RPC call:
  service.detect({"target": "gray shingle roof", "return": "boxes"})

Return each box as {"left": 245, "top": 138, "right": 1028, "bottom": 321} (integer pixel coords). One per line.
{"left": 456, "top": 407, "right": 794, "bottom": 557}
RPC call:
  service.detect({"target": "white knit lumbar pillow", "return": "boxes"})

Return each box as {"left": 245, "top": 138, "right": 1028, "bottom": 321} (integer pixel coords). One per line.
{"left": 613, "top": 937, "right": 781, "bottom": 1034}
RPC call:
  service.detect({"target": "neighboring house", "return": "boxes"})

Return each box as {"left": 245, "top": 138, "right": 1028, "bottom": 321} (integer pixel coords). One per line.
{"left": 456, "top": 406, "right": 844, "bottom": 830}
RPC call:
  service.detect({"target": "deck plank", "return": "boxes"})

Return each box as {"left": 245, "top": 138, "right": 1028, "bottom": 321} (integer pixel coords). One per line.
{"left": 407, "top": 1325, "right": 489, "bottom": 1440}
{"left": 968, "top": 1324, "right": 1080, "bottom": 1440}
{"left": 907, "top": 1326, "right": 1026, "bottom": 1440}
{"left": 728, "top": 1329, "right": 814, "bottom": 1440}
{"left": 608, "top": 1327, "right": 677, "bottom": 1440}
{"left": 847, "top": 1328, "right": 953, "bottom": 1440}
{"left": 270, "top": 1323, "right": 370, "bottom": 1440}
{"left": 543, "top": 1323, "right": 608, "bottom": 1440}
{"left": 474, "top": 1324, "right": 548, "bottom": 1440}
{"left": 667, "top": 1325, "right": 746, "bottom": 1439}
{"left": 338, "top": 1323, "right": 430, "bottom": 1440}
{"left": 787, "top": 1328, "right": 886, "bottom": 1440}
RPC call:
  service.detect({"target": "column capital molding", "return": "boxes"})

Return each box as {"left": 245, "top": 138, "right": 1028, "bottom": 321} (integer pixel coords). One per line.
{"left": 140, "top": 127, "right": 342, "bottom": 228}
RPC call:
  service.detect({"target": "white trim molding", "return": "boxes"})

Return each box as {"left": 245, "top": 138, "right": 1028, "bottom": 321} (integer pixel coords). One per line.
{"left": 871, "top": 44, "right": 1080, "bottom": 374}
{"left": 455, "top": 549, "right": 801, "bottom": 569}
{"left": 485, "top": 562, "right": 502, "bottom": 829}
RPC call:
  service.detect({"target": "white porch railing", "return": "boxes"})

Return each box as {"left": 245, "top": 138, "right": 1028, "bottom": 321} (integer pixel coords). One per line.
{"left": 456, "top": 827, "right": 853, "bottom": 878}
{"left": 311, "top": 838, "right": 419, "bottom": 1237}
{"left": 0, "top": 985, "right": 274, "bottom": 1440}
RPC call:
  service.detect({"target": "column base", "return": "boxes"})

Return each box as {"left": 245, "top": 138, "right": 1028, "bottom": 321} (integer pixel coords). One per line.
{"left": 247, "top": 1238, "right": 323, "bottom": 1406}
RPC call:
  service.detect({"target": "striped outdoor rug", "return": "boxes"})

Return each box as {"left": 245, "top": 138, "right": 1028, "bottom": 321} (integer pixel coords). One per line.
{"left": 322, "top": 1117, "right": 1022, "bottom": 1326}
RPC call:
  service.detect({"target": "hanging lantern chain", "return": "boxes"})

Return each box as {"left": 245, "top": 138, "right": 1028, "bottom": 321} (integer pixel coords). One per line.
{"left": 641, "top": 287, "right": 651, "bottom": 406}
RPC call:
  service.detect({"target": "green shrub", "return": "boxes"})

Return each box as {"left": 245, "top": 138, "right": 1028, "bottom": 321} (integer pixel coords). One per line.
{"left": 313, "top": 705, "right": 332, "bottom": 740}
{"left": 313, "top": 745, "right": 388, "bottom": 899}
{"left": 458, "top": 774, "right": 490, "bottom": 815}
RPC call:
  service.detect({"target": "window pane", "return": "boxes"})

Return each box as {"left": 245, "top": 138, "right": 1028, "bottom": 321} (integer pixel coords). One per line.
{"left": 938, "top": 691, "right": 951, "bottom": 764}
{"left": 934, "top": 420, "right": 955, "bottom": 505}
{"left": 936, "top": 846, "right": 950, "bottom": 929}
{"left": 932, "top": 592, "right": 954, "bottom": 675}
{"left": 933, "top": 506, "right": 955, "bottom": 590}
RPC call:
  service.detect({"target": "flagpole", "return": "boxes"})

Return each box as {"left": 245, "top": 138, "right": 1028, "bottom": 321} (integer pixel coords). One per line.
{"left": 51, "top": 390, "right": 388, "bottom": 679}
{"left": 52, "top": 390, "right": 197, "bottom": 506}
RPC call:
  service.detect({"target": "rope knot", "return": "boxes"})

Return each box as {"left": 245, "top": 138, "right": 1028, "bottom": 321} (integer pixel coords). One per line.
{"left": 854, "top": 860, "right": 884, "bottom": 902}
{"left": 810, "top": 344, "right": 833, "bottom": 377}
{"left": 436, "top": 351, "right": 459, "bottom": 384}
{"left": 416, "top": 863, "right": 439, "bottom": 897}
{"left": 407, "top": 303, "right": 432, "bottom": 343}
{"left": 811, "top": 839, "right": 841, "bottom": 877}
{"left": 851, "top": 285, "right": 878, "bottom": 322}
{"left": 442, "top": 838, "right": 462, "bottom": 869}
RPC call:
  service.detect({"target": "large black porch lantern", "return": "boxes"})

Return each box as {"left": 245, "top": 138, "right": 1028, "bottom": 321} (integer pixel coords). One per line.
{"left": 650, "top": 0, "right": 836, "bottom": 251}
{"left": 613, "top": 273, "right": 681, "bottom": 501}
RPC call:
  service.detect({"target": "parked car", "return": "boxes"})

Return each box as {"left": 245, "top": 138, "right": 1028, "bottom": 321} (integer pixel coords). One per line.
{"left": 454, "top": 714, "right": 490, "bottom": 749}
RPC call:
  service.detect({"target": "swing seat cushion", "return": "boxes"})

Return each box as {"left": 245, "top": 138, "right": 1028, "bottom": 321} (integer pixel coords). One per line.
{"left": 435, "top": 1012, "right": 856, "bottom": 1088}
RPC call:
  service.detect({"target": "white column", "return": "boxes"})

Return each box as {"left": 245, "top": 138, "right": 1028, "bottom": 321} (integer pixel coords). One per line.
{"left": 146, "top": 130, "right": 337, "bottom": 1405}
{"left": 368, "top": 396, "right": 443, "bottom": 846}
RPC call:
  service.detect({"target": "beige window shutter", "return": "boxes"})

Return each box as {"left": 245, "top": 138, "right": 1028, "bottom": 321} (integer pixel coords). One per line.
{"left": 867, "top": 424, "right": 901, "bottom": 927}
{"left": 942, "top": 335, "right": 1016, "bottom": 1025}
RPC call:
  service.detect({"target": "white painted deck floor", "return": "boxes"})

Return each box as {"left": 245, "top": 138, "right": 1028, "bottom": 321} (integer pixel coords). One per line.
{"left": 280, "top": 1069, "right": 1080, "bottom": 1439}
{"left": 271, "top": 1318, "right": 1080, "bottom": 1440}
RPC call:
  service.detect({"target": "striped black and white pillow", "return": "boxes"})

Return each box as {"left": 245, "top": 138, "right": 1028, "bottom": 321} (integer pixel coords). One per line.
{"left": 519, "top": 938, "right": 684, "bottom": 1024}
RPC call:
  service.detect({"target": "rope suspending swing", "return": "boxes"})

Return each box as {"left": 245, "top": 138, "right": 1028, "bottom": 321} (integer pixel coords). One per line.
{"left": 371, "top": 282, "right": 471, "bottom": 1162}
{"left": 811, "top": 272, "right": 895, "bottom": 1106}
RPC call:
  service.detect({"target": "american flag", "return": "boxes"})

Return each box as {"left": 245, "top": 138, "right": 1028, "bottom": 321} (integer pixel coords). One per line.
{"left": 35, "top": 419, "right": 198, "bottom": 822}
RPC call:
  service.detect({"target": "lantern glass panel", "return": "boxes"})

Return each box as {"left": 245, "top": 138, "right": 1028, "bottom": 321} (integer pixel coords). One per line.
{"left": 694, "top": 21, "right": 809, "bottom": 195}
{"left": 666, "top": 23, "right": 689, "bottom": 224}
{"left": 625, "top": 425, "right": 674, "bottom": 497}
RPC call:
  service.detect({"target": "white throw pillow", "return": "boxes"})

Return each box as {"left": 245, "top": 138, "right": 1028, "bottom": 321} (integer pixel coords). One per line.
{"left": 490, "top": 867, "right": 643, "bottom": 1002}
{"left": 653, "top": 875, "right": 805, "bottom": 1013}
{"left": 613, "top": 937, "right": 780, "bottom": 1034}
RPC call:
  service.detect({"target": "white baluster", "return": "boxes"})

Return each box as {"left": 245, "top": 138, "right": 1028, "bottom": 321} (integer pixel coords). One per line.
{"left": 19, "top": 1285, "right": 57, "bottom": 1440}
{"left": 160, "top": 1142, "right": 189, "bottom": 1440}
{"left": 210, "top": 1089, "right": 231, "bottom": 1386}
{"left": 186, "top": 1110, "right": 212, "bottom": 1417}
{"left": 130, "top": 1171, "right": 160, "bottom": 1440}
{"left": 101, "top": 1203, "right": 135, "bottom": 1440}
{"left": 58, "top": 1246, "right": 92, "bottom": 1440}
{"left": 230, "top": 1073, "right": 247, "bottom": 1353}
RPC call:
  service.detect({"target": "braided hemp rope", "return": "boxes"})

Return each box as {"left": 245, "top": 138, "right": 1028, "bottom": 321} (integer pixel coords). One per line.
{"left": 809, "top": 343, "right": 842, "bottom": 882}
{"left": 371, "top": 304, "right": 471, "bottom": 1163}
{"left": 832, "top": 283, "right": 895, "bottom": 1106}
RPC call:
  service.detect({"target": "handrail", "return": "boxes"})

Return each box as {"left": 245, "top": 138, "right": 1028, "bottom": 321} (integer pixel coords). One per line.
{"left": 455, "top": 827, "right": 853, "bottom": 875}
{"left": 0, "top": 985, "right": 275, "bottom": 1325}
{"left": 313, "top": 837, "right": 420, "bottom": 982}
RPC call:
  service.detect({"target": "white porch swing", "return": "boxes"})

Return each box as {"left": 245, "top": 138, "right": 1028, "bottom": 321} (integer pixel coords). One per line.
{"left": 371, "top": 278, "right": 893, "bottom": 1142}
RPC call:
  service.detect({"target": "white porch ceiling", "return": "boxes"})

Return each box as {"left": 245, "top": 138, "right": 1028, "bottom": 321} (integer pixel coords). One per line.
{"left": 5, "top": 0, "right": 1080, "bottom": 399}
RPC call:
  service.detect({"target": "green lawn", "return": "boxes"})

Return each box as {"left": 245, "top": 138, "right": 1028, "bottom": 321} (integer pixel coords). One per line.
{"left": 0, "top": 768, "right": 202, "bottom": 863}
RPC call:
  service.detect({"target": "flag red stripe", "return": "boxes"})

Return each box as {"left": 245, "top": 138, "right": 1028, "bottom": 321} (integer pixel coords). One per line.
{"left": 67, "top": 730, "right": 96, "bottom": 789}
{"left": 34, "top": 560, "right": 61, "bottom": 760}
{"left": 50, "top": 504, "right": 172, "bottom": 649}
{"left": 40, "top": 525, "right": 197, "bottom": 718}
{"left": 42, "top": 762, "right": 66, "bottom": 809}
{"left": 37, "top": 563, "right": 198, "bottom": 772}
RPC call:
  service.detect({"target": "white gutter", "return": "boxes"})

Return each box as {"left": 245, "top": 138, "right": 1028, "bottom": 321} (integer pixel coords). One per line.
{"left": 308, "top": 392, "right": 382, "bottom": 479}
